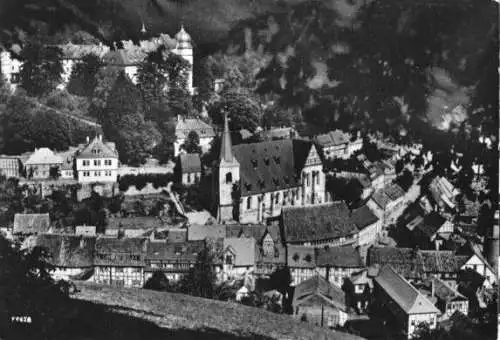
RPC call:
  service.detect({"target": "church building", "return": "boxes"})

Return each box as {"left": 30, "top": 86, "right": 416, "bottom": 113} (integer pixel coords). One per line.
{"left": 213, "top": 114, "right": 327, "bottom": 224}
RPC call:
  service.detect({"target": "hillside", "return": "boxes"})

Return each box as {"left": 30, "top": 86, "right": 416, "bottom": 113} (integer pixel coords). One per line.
{"left": 73, "top": 282, "right": 363, "bottom": 340}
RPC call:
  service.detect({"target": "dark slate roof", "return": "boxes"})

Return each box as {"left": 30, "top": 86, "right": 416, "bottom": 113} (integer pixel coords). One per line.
{"left": 282, "top": 202, "right": 359, "bottom": 243}
{"left": 13, "top": 213, "right": 51, "bottom": 235}
{"left": 367, "top": 247, "right": 469, "bottom": 280}
{"left": 146, "top": 240, "right": 204, "bottom": 262}
{"left": 232, "top": 139, "right": 313, "bottom": 196}
{"left": 179, "top": 153, "right": 201, "bottom": 173}
{"left": 431, "top": 277, "right": 467, "bottom": 302}
{"left": 225, "top": 224, "right": 281, "bottom": 243}
{"left": 94, "top": 237, "right": 148, "bottom": 267}
{"left": 415, "top": 212, "right": 447, "bottom": 238}
{"left": 293, "top": 275, "right": 347, "bottom": 312}
{"left": 75, "top": 136, "right": 118, "bottom": 159}
{"left": 316, "top": 246, "right": 363, "bottom": 268}
{"left": 374, "top": 265, "right": 439, "bottom": 314}
{"left": 287, "top": 245, "right": 316, "bottom": 268}
{"left": 350, "top": 205, "right": 379, "bottom": 231}
{"left": 35, "top": 234, "right": 95, "bottom": 268}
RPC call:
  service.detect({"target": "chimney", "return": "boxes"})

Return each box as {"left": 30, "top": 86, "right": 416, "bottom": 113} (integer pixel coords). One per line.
{"left": 431, "top": 278, "right": 435, "bottom": 298}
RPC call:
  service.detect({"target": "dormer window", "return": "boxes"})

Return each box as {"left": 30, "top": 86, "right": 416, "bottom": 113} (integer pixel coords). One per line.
{"left": 245, "top": 183, "right": 252, "bottom": 191}
{"left": 251, "top": 159, "right": 258, "bottom": 168}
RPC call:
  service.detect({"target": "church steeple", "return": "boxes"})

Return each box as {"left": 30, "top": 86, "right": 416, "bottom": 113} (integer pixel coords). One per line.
{"left": 220, "top": 111, "right": 233, "bottom": 163}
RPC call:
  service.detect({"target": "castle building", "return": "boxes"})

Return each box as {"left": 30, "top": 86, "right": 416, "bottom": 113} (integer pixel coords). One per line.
{"left": 213, "top": 113, "right": 327, "bottom": 224}
{"left": 0, "top": 25, "right": 194, "bottom": 94}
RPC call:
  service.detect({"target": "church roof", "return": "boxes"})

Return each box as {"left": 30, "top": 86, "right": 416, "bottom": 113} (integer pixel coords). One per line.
{"left": 232, "top": 139, "right": 313, "bottom": 196}
{"left": 75, "top": 136, "right": 118, "bottom": 159}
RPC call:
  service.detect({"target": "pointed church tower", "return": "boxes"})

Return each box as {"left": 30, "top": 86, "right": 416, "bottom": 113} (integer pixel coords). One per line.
{"left": 214, "top": 112, "right": 240, "bottom": 223}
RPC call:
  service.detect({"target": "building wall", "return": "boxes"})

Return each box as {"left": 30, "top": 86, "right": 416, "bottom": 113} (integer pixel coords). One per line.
{"left": 407, "top": 313, "right": 437, "bottom": 338}
{"left": 94, "top": 266, "right": 144, "bottom": 288}
{"left": 26, "top": 164, "right": 60, "bottom": 179}
{"left": 51, "top": 267, "right": 88, "bottom": 281}
{"left": 302, "top": 146, "right": 326, "bottom": 206}
{"left": 461, "top": 255, "right": 496, "bottom": 287}
{"left": 300, "top": 233, "right": 359, "bottom": 248}
{"left": 316, "top": 266, "right": 361, "bottom": 288}
{"left": 440, "top": 300, "right": 468, "bottom": 320}
{"left": 76, "top": 157, "right": 118, "bottom": 183}
{"left": 358, "top": 219, "right": 383, "bottom": 246}
{"left": 294, "top": 305, "right": 348, "bottom": 328}
{"left": 182, "top": 171, "right": 201, "bottom": 186}
{"left": 0, "top": 158, "right": 21, "bottom": 178}
{"left": 290, "top": 267, "right": 318, "bottom": 286}
{"left": 1, "top": 51, "right": 22, "bottom": 91}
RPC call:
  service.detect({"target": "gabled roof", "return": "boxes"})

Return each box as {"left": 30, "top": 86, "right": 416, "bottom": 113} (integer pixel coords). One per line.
{"left": 315, "top": 130, "right": 350, "bottom": 147}
{"left": 349, "top": 205, "right": 379, "bottom": 231}
{"left": 146, "top": 240, "right": 204, "bottom": 262}
{"left": 75, "top": 136, "right": 118, "bottom": 159}
{"left": 415, "top": 212, "right": 448, "bottom": 238}
{"left": 431, "top": 277, "right": 467, "bottom": 302}
{"left": 370, "top": 183, "right": 405, "bottom": 209}
{"left": 179, "top": 153, "right": 202, "bottom": 173}
{"left": 316, "top": 246, "right": 363, "bottom": 268}
{"left": 287, "top": 245, "right": 316, "bottom": 268}
{"left": 188, "top": 223, "right": 226, "bottom": 241}
{"left": 293, "top": 275, "right": 347, "bottom": 312}
{"left": 35, "top": 233, "right": 95, "bottom": 268}
{"left": 94, "top": 237, "right": 147, "bottom": 267}
{"left": 282, "top": 202, "right": 359, "bottom": 243}
{"left": 13, "top": 213, "right": 51, "bottom": 235}
{"left": 374, "top": 265, "right": 440, "bottom": 315}
{"left": 367, "top": 247, "right": 469, "bottom": 280}
{"left": 175, "top": 118, "right": 215, "bottom": 140}
{"left": 223, "top": 238, "right": 257, "bottom": 267}
{"left": 25, "top": 148, "right": 63, "bottom": 165}
{"left": 225, "top": 224, "right": 280, "bottom": 244}
{"left": 232, "top": 139, "right": 313, "bottom": 196}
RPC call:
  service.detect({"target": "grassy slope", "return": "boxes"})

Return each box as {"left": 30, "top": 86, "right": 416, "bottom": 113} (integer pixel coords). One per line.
{"left": 74, "top": 282, "right": 364, "bottom": 340}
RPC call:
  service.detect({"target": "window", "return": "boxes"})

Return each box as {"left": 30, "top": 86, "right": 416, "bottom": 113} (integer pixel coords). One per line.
{"left": 105, "top": 159, "right": 112, "bottom": 166}
{"left": 307, "top": 173, "right": 310, "bottom": 186}
{"left": 114, "top": 268, "right": 123, "bottom": 273}
{"left": 94, "top": 171, "right": 101, "bottom": 176}
{"left": 225, "top": 255, "right": 233, "bottom": 265}
{"left": 105, "top": 171, "right": 112, "bottom": 176}
{"left": 94, "top": 160, "right": 101, "bottom": 166}
{"left": 316, "top": 173, "right": 320, "bottom": 184}
{"left": 275, "top": 193, "right": 280, "bottom": 204}
{"left": 247, "top": 196, "right": 252, "bottom": 209}
{"left": 82, "top": 160, "right": 90, "bottom": 166}
{"left": 225, "top": 172, "right": 232, "bottom": 183}
{"left": 187, "top": 173, "right": 191, "bottom": 183}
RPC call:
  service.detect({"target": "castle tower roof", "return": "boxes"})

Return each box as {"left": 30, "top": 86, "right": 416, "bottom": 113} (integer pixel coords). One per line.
{"left": 175, "top": 25, "right": 192, "bottom": 49}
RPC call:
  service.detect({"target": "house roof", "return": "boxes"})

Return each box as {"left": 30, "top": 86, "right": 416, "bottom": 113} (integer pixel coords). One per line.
{"left": 94, "top": 237, "right": 147, "bottom": 266}
{"left": 175, "top": 118, "right": 215, "bottom": 140}
{"left": 400, "top": 204, "right": 426, "bottom": 231}
{"left": 431, "top": 277, "right": 467, "bottom": 302}
{"left": 13, "top": 213, "right": 51, "bottom": 235}
{"left": 415, "top": 212, "right": 448, "bottom": 238}
{"left": 282, "top": 202, "right": 359, "bottom": 243}
{"left": 293, "top": 275, "right": 347, "bottom": 312}
{"left": 350, "top": 205, "right": 379, "bottom": 231}
{"left": 315, "top": 130, "right": 350, "bottom": 147}
{"left": 225, "top": 224, "right": 280, "bottom": 244}
{"left": 179, "top": 153, "right": 201, "bottom": 173}
{"left": 223, "top": 238, "right": 257, "bottom": 267}
{"left": 260, "top": 127, "right": 298, "bottom": 141}
{"left": 351, "top": 270, "right": 373, "bottom": 288}
{"left": 316, "top": 246, "right": 363, "bottom": 268}
{"left": 106, "top": 217, "right": 167, "bottom": 230}
{"left": 75, "top": 136, "right": 118, "bottom": 159}
{"left": 167, "top": 228, "right": 188, "bottom": 243}
{"left": 145, "top": 240, "right": 204, "bottom": 262}
{"left": 232, "top": 139, "right": 313, "bottom": 196}
{"left": 188, "top": 223, "right": 226, "bottom": 241}
{"left": 25, "top": 148, "right": 63, "bottom": 165}
{"left": 367, "top": 247, "right": 470, "bottom": 280}
{"left": 287, "top": 245, "right": 316, "bottom": 268}
{"left": 370, "top": 184, "right": 405, "bottom": 209}
{"left": 35, "top": 233, "right": 95, "bottom": 268}
{"left": 374, "top": 265, "right": 440, "bottom": 315}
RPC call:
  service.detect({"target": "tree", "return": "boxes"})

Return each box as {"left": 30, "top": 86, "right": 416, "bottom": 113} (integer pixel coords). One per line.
{"left": 180, "top": 130, "right": 202, "bottom": 154}
{"left": 102, "top": 71, "right": 141, "bottom": 130}
{"left": 30, "top": 108, "right": 73, "bottom": 151}
{"left": 90, "top": 65, "right": 121, "bottom": 114}
{"left": 208, "top": 89, "right": 262, "bottom": 132}
{"left": 144, "top": 271, "right": 171, "bottom": 291}
{"left": 67, "top": 53, "right": 103, "bottom": 98}
{"left": 178, "top": 245, "right": 217, "bottom": 299}
{"left": 1, "top": 94, "right": 36, "bottom": 154}
{"left": 19, "top": 41, "right": 63, "bottom": 97}
{"left": 136, "top": 46, "right": 169, "bottom": 114}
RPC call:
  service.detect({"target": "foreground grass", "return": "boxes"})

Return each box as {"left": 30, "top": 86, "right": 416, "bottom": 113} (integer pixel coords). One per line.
{"left": 74, "top": 282, "right": 364, "bottom": 340}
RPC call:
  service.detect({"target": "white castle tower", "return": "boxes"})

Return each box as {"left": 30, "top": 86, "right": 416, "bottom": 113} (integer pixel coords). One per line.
{"left": 173, "top": 25, "right": 194, "bottom": 95}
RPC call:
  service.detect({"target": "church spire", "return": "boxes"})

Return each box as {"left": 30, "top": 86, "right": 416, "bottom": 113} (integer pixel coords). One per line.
{"left": 220, "top": 111, "right": 233, "bottom": 163}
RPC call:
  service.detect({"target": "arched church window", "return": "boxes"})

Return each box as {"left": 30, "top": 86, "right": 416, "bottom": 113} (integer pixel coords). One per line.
{"left": 225, "top": 172, "right": 232, "bottom": 183}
